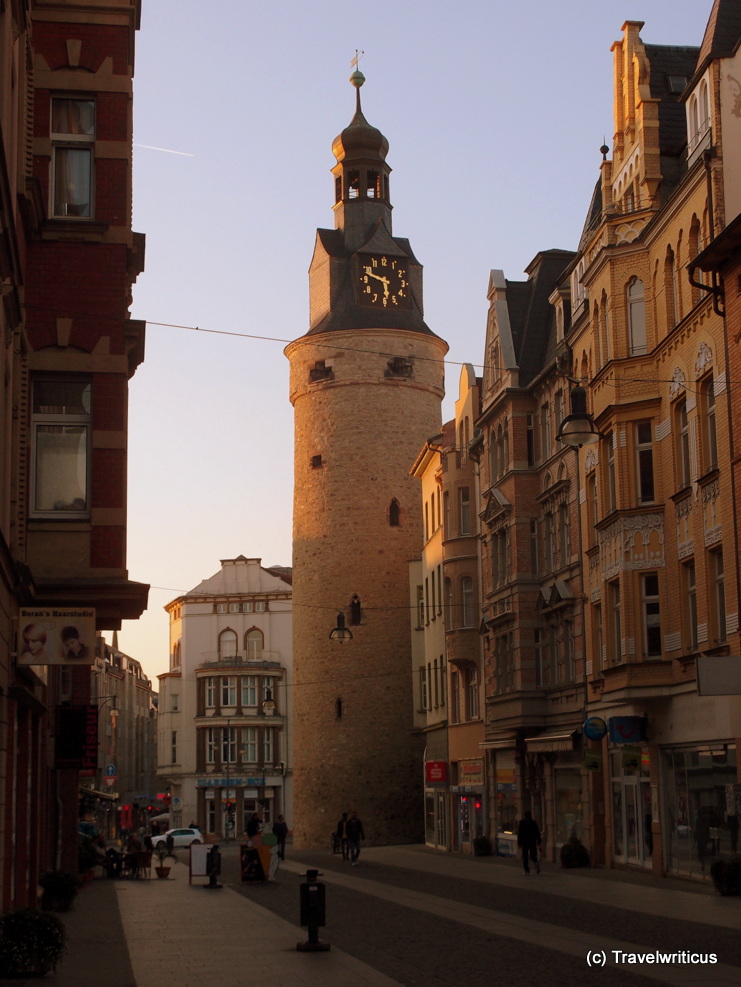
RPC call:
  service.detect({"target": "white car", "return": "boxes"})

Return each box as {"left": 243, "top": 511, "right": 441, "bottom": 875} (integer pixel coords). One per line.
{"left": 153, "top": 827, "right": 202, "bottom": 850}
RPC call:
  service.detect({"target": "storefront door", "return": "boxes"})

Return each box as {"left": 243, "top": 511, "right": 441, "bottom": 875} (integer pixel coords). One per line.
{"left": 611, "top": 751, "right": 652, "bottom": 868}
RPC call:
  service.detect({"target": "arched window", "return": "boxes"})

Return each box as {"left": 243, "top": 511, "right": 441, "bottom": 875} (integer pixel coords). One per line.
{"left": 699, "top": 80, "right": 710, "bottom": 132}
{"left": 219, "top": 628, "right": 237, "bottom": 659}
{"left": 665, "top": 249, "right": 678, "bottom": 328}
{"left": 244, "top": 629, "right": 263, "bottom": 660}
{"left": 490, "top": 433, "right": 499, "bottom": 483}
{"left": 444, "top": 578, "right": 454, "bottom": 630}
{"left": 689, "top": 216, "right": 703, "bottom": 300}
{"left": 389, "top": 498, "right": 400, "bottom": 526}
{"left": 627, "top": 277, "right": 646, "bottom": 355}
{"left": 461, "top": 576, "right": 475, "bottom": 628}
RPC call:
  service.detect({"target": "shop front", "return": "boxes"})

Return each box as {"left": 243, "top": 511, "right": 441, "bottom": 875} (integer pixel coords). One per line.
{"left": 609, "top": 747, "right": 653, "bottom": 868}
{"left": 424, "top": 760, "right": 449, "bottom": 850}
{"left": 449, "top": 759, "right": 486, "bottom": 852}
{"left": 662, "top": 745, "right": 738, "bottom": 878}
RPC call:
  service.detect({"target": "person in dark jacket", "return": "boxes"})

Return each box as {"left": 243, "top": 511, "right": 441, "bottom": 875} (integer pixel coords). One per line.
{"left": 346, "top": 810, "right": 365, "bottom": 865}
{"left": 336, "top": 812, "right": 349, "bottom": 859}
{"left": 517, "top": 810, "right": 542, "bottom": 875}
{"left": 272, "top": 815, "right": 288, "bottom": 860}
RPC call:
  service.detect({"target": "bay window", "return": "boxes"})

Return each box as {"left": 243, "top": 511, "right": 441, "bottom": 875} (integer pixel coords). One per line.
{"left": 51, "top": 97, "right": 95, "bottom": 218}
{"left": 32, "top": 378, "right": 91, "bottom": 516}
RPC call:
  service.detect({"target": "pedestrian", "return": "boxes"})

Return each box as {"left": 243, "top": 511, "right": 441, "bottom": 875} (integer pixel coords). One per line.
{"left": 336, "top": 811, "right": 349, "bottom": 860}
{"left": 246, "top": 812, "right": 262, "bottom": 845}
{"left": 272, "top": 814, "right": 288, "bottom": 860}
{"left": 346, "top": 810, "right": 365, "bottom": 865}
{"left": 517, "top": 810, "right": 542, "bottom": 875}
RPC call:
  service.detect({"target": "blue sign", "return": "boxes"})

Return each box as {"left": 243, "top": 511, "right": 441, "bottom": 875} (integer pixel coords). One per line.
{"left": 105, "top": 764, "right": 116, "bottom": 776}
{"left": 583, "top": 717, "right": 608, "bottom": 741}
{"left": 609, "top": 716, "right": 646, "bottom": 745}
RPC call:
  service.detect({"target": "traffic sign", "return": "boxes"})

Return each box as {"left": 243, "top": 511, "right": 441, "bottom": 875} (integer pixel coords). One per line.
{"left": 104, "top": 776, "right": 117, "bottom": 787}
{"left": 105, "top": 764, "right": 116, "bottom": 776}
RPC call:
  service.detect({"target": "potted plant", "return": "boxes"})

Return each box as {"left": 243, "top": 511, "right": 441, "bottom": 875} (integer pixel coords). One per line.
{"left": 77, "top": 835, "right": 100, "bottom": 882}
{"left": 39, "top": 871, "right": 78, "bottom": 912}
{"left": 559, "top": 834, "right": 591, "bottom": 868}
{"left": 0, "top": 908, "right": 67, "bottom": 977}
{"left": 710, "top": 856, "right": 741, "bottom": 895}
{"left": 153, "top": 844, "right": 171, "bottom": 879}
{"left": 472, "top": 835, "right": 493, "bottom": 857}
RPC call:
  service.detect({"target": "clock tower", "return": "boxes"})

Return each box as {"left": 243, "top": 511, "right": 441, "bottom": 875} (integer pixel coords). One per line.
{"left": 286, "top": 72, "right": 448, "bottom": 849}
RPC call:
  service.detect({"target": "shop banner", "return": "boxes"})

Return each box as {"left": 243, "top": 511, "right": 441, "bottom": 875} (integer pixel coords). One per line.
{"left": 18, "top": 608, "right": 96, "bottom": 664}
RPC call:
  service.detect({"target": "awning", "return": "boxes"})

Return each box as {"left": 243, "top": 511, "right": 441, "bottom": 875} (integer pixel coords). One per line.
{"left": 79, "top": 786, "right": 118, "bottom": 803}
{"left": 479, "top": 739, "right": 516, "bottom": 750}
{"left": 524, "top": 730, "right": 579, "bottom": 753}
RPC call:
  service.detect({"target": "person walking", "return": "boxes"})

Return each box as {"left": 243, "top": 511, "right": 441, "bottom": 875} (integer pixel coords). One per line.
{"left": 272, "top": 814, "right": 288, "bottom": 860}
{"left": 346, "top": 810, "right": 365, "bottom": 866}
{"left": 336, "top": 812, "right": 350, "bottom": 860}
{"left": 517, "top": 810, "right": 542, "bottom": 875}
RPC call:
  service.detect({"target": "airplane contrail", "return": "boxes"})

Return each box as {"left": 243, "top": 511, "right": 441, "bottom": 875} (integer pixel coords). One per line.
{"left": 134, "top": 143, "right": 194, "bottom": 157}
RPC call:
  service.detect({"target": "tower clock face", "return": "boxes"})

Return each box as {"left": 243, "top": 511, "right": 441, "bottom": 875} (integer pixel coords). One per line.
{"left": 358, "top": 254, "right": 412, "bottom": 309}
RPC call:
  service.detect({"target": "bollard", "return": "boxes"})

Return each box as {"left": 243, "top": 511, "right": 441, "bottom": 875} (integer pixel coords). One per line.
{"left": 203, "top": 844, "right": 222, "bottom": 889}
{"left": 296, "top": 869, "right": 330, "bottom": 951}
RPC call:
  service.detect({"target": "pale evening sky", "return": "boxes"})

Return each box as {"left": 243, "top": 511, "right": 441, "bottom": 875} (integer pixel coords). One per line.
{"left": 119, "top": 0, "right": 714, "bottom": 681}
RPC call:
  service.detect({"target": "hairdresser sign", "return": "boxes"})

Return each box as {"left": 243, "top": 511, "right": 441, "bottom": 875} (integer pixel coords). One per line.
{"left": 18, "top": 608, "right": 96, "bottom": 665}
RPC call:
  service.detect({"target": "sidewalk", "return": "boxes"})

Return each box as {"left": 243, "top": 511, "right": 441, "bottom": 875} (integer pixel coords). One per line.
{"left": 44, "top": 843, "right": 741, "bottom": 987}
{"left": 47, "top": 854, "right": 402, "bottom": 987}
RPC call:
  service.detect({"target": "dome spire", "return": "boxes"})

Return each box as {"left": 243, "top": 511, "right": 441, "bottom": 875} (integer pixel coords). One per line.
{"left": 331, "top": 57, "right": 393, "bottom": 241}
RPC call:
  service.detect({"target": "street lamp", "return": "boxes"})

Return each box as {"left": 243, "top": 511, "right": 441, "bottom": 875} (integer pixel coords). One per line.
{"left": 556, "top": 384, "right": 602, "bottom": 448}
{"left": 329, "top": 612, "right": 353, "bottom": 643}
{"left": 97, "top": 695, "right": 119, "bottom": 721}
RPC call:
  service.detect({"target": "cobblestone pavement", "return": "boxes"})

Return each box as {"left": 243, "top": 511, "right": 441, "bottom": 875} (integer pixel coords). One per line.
{"left": 225, "top": 845, "right": 741, "bottom": 987}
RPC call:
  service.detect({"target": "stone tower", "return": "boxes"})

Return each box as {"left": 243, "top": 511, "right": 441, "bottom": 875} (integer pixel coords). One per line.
{"left": 286, "top": 73, "right": 448, "bottom": 848}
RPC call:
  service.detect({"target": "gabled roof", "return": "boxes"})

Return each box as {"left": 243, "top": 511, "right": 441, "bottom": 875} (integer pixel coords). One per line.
{"left": 505, "top": 250, "right": 575, "bottom": 387}
{"left": 695, "top": 0, "right": 741, "bottom": 79}
{"left": 644, "top": 44, "right": 701, "bottom": 156}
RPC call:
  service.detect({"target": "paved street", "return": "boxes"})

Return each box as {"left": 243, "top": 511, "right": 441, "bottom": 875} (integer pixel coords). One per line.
{"left": 48, "top": 842, "right": 741, "bottom": 987}
{"left": 227, "top": 844, "right": 740, "bottom": 987}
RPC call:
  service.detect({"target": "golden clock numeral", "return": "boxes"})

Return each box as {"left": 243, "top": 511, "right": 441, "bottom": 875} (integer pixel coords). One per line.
{"left": 392, "top": 296, "right": 397, "bottom": 305}
{"left": 381, "top": 257, "right": 387, "bottom": 266}
{"left": 372, "top": 293, "right": 378, "bottom": 302}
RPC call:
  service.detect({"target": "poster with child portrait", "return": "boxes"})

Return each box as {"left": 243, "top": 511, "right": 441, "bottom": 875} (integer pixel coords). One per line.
{"left": 18, "top": 608, "right": 96, "bottom": 665}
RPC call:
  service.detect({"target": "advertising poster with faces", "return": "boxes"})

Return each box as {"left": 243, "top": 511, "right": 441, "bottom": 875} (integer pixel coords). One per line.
{"left": 18, "top": 608, "right": 96, "bottom": 664}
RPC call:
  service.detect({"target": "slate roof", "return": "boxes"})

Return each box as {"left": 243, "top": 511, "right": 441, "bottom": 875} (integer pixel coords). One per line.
{"left": 695, "top": 0, "right": 741, "bottom": 78}
{"left": 505, "top": 249, "right": 575, "bottom": 388}
{"left": 307, "top": 227, "right": 435, "bottom": 336}
{"left": 645, "top": 44, "right": 701, "bottom": 156}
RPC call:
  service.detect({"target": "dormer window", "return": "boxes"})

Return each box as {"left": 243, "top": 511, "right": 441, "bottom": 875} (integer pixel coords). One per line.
{"left": 687, "top": 76, "right": 711, "bottom": 164}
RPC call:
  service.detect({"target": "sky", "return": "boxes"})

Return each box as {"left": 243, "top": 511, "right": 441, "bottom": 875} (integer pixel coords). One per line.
{"left": 120, "top": 0, "right": 715, "bottom": 680}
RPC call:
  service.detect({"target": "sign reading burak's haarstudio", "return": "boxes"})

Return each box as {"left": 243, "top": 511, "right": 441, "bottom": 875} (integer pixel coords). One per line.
{"left": 18, "top": 608, "right": 96, "bottom": 665}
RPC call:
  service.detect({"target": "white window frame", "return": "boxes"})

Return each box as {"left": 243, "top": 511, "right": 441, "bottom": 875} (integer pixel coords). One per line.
{"left": 205, "top": 678, "right": 216, "bottom": 709}
{"left": 31, "top": 378, "right": 91, "bottom": 517}
{"left": 221, "top": 676, "right": 237, "bottom": 707}
{"left": 241, "top": 727, "right": 257, "bottom": 763}
{"left": 263, "top": 727, "right": 274, "bottom": 764}
{"left": 51, "top": 96, "right": 95, "bottom": 219}
{"left": 241, "top": 675, "right": 257, "bottom": 707}
{"left": 222, "top": 725, "right": 237, "bottom": 763}
{"left": 206, "top": 727, "right": 217, "bottom": 763}
{"left": 636, "top": 421, "right": 655, "bottom": 503}
{"left": 641, "top": 572, "right": 662, "bottom": 658}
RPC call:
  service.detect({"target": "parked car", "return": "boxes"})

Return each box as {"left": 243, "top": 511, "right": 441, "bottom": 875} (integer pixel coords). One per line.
{"left": 153, "top": 827, "right": 202, "bottom": 850}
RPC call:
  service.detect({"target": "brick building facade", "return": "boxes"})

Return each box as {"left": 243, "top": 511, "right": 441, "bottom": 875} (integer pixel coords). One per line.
{"left": 0, "top": 0, "right": 146, "bottom": 908}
